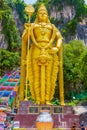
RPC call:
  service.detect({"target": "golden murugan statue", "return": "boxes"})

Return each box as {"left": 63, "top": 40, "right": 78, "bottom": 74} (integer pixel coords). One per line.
{"left": 20, "top": 4, "right": 64, "bottom": 105}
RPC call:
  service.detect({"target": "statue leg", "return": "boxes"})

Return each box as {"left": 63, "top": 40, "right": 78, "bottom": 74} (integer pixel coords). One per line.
{"left": 20, "top": 63, "right": 26, "bottom": 101}
{"left": 45, "top": 60, "right": 53, "bottom": 104}
{"left": 28, "top": 60, "right": 35, "bottom": 100}
{"left": 50, "top": 55, "right": 59, "bottom": 100}
{"left": 32, "top": 59, "right": 40, "bottom": 104}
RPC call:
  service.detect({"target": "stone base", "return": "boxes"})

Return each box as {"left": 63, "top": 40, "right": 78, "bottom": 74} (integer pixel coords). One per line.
{"left": 14, "top": 101, "right": 79, "bottom": 128}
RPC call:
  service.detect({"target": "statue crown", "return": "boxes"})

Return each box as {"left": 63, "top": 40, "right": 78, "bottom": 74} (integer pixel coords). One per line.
{"left": 38, "top": 4, "right": 48, "bottom": 13}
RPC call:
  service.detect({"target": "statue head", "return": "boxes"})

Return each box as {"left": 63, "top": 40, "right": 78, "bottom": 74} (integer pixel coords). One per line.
{"left": 38, "top": 4, "right": 48, "bottom": 14}
{"left": 35, "top": 4, "right": 50, "bottom": 23}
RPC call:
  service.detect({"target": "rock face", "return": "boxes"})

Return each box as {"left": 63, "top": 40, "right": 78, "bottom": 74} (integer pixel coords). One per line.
{"left": 0, "top": 21, "right": 8, "bottom": 49}
{"left": 12, "top": 9, "right": 24, "bottom": 36}
{"left": 50, "top": 5, "right": 87, "bottom": 45}
{"left": 76, "top": 22, "right": 87, "bottom": 45}
{"left": 51, "top": 5, "right": 75, "bottom": 23}
{"left": 0, "top": 9, "right": 23, "bottom": 49}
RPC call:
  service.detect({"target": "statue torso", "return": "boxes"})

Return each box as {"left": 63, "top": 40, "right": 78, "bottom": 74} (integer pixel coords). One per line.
{"left": 33, "top": 23, "right": 53, "bottom": 47}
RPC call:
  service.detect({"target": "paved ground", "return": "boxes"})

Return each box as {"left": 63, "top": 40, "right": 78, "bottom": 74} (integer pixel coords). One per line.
{"left": 74, "top": 106, "right": 87, "bottom": 115}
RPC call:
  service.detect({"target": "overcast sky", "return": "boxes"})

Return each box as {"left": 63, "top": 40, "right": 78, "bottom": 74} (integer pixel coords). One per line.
{"left": 24, "top": 0, "right": 87, "bottom": 5}
{"left": 85, "top": 0, "right": 87, "bottom": 4}
{"left": 24, "top": 0, "right": 36, "bottom": 4}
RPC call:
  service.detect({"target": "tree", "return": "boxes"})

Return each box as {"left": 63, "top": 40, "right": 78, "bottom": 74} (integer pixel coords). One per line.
{"left": 63, "top": 40, "right": 85, "bottom": 99}
{"left": 80, "top": 48, "right": 87, "bottom": 89}
{"left": 0, "top": 49, "right": 20, "bottom": 76}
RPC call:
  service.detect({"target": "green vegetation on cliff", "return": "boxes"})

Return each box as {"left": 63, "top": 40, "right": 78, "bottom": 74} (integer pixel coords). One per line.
{"left": 0, "top": 0, "right": 21, "bottom": 51}
{"left": 0, "top": 49, "right": 20, "bottom": 76}
{"left": 0, "top": 0, "right": 21, "bottom": 75}
{"left": 7, "top": 0, "right": 27, "bottom": 23}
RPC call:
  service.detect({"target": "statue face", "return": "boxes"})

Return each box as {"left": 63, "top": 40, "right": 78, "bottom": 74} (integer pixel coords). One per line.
{"left": 38, "top": 10, "right": 48, "bottom": 22}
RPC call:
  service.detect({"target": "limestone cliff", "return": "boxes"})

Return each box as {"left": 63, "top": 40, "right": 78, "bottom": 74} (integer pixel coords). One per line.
{"left": 50, "top": 5, "right": 87, "bottom": 45}
{"left": 76, "top": 20, "right": 87, "bottom": 45}
{"left": 0, "top": 21, "right": 8, "bottom": 49}
{"left": 12, "top": 9, "right": 24, "bottom": 36}
{"left": 0, "top": 9, "right": 23, "bottom": 49}
{"left": 51, "top": 5, "right": 75, "bottom": 23}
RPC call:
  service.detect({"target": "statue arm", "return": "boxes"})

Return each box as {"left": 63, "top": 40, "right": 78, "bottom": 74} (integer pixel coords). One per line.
{"left": 55, "top": 29, "right": 64, "bottom": 105}
{"left": 55, "top": 29, "right": 63, "bottom": 49}
{"left": 22, "top": 23, "right": 30, "bottom": 43}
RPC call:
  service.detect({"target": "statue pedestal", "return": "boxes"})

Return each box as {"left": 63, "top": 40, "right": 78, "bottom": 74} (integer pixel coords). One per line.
{"left": 14, "top": 101, "right": 79, "bottom": 128}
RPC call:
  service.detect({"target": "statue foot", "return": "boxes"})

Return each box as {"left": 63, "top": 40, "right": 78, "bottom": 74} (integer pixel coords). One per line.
{"left": 46, "top": 101, "right": 52, "bottom": 105}
{"left": 61, "top": 103, "right": 65, "bottom": 106}
{"left": 36, "top": 101, "right": 40, "bottom": 105}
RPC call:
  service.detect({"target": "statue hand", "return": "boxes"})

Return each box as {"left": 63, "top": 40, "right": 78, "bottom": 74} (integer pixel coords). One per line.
{"left": 48, "top": 47, "right": 59, "bottom": 54}
{"left": 22, "top": 29, "right": 28, "bottom": 41}
{"left": 24, "top": 23, "right": 31, "bottom": 29}
{"left": 22, "top": 23, "right": 31, "bottom": 41}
